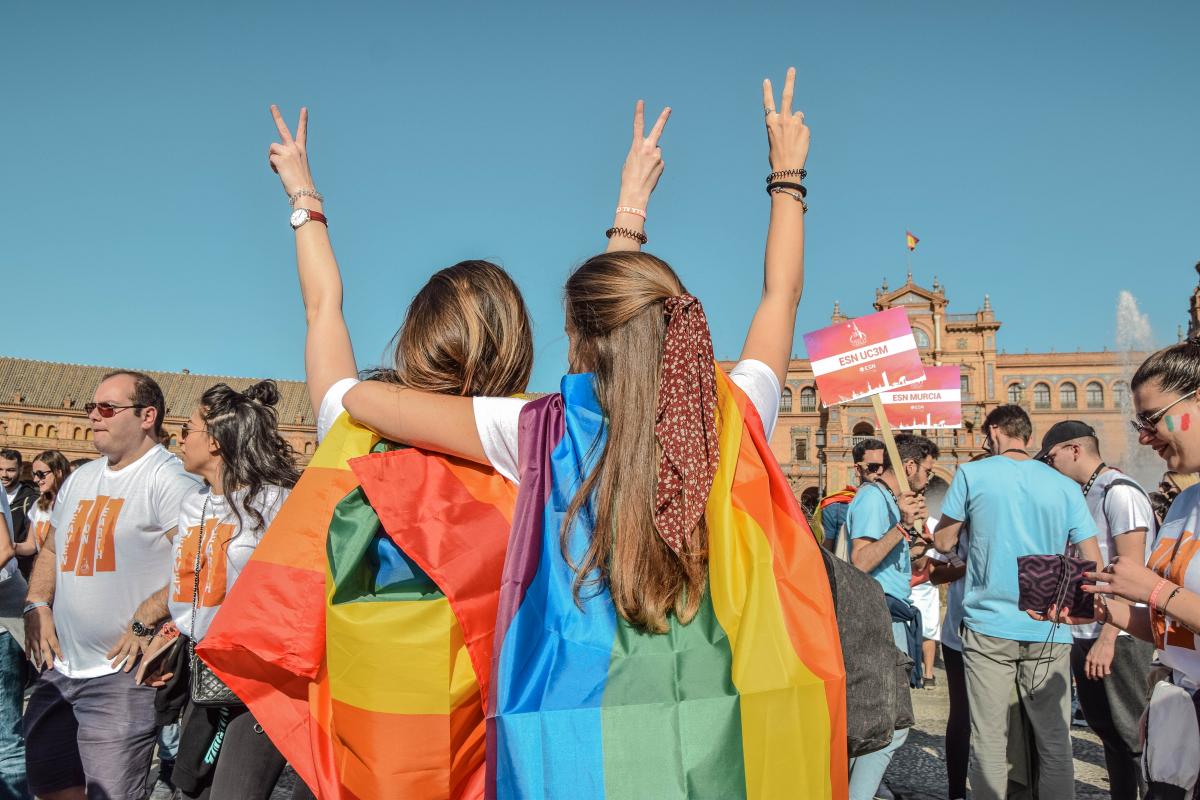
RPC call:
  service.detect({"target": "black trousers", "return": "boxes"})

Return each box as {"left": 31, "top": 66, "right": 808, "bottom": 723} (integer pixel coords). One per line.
{"left": 174, "top": 699, "right": 286, "bottom": 800}
{"left": 943, "top": 645, "right": 971, "bottom": 799}
{"left": 1071, "top": 635, "right": 1154, "bottom": 800}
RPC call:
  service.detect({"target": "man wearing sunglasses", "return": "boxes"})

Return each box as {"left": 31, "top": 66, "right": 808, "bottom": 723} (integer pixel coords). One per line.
{"left": 816, "top": 438, "right": 885, "bottom": 552}
{"left": 844, "top": 433, "right": 938, "bottom": 800}
{"left": 20, "top": 371, "right": 198, "bottom": 800}
{"left": 1037, "top": 420, "right": 1155, "bottom": 799}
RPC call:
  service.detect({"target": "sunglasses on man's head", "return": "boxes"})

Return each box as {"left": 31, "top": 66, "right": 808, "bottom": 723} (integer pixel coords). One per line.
{"left": 84, "top": 402, "right": 145, "bottom": 418}
{"left": 32, "top": 470, "right": 52, "bottom": 480}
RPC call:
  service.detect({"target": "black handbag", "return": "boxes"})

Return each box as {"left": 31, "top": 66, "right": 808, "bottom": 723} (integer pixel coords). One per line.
{"left": 189, "top": 496, "right": 241, "bottom": 708}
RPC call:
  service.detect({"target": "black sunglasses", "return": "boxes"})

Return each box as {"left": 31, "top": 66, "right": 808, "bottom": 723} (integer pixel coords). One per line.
{"left": 858, "top": 462, "right": 885, "bottom": 474}
{"left": 32, "top": 470, "right": 52, "bottom": 480}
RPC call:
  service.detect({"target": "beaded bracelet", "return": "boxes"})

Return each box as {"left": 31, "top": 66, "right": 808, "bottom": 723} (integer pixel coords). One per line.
{"left": 289, "top": 188, "right": 324, "bottom": 207}
{"left": 606, "top": 226, "right": 648, "bottom": 245}
{"left": 767, "top": 168, "right": 807, "bottom": 183}
{"left": 615, "top": 206, "right": 647, "bottom": 219}
{"left": 766, "top": 181, "right": 807, "bottom": 198}
{"left": 768, "top": 187, "right": 808, "bottom": 213}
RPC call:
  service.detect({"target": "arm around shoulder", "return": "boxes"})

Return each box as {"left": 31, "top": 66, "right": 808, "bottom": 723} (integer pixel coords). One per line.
{"left": 342, "top": 382, "right": 487, "bottom": 464}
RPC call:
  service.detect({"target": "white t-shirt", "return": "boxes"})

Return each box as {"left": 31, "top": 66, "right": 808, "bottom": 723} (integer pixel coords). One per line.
{"left": 1072, "top": 469, "right": 1156, "bottom": 639}
{"left": 927, "top": 516, "right": 969, "bottom": 652}
{"left": 27, "top": 503, "right": 53, "bottom": 553}
{"left": 474, "top": 359, "right": 781, "bottom": 484}
{"left": 50, "top": 445, "right": 199, "bottom": 678}
{"left": 318, "top": 377, "right": 361, "bottom": 442}
{"left": 169, "top": 485, "right": 289, "bottom": 641}
{"left": 1148, "top": 483, "right": 1200, "bottom": 692}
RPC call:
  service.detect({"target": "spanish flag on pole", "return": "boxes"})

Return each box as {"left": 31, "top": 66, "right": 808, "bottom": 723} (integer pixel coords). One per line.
{"left": 906, "top": 230, "right": 919, "bottom": 251}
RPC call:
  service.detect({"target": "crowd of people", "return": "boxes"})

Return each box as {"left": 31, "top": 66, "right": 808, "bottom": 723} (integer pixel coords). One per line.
{"left": 0, "top": 67, "right": 1197, "bottom": 799}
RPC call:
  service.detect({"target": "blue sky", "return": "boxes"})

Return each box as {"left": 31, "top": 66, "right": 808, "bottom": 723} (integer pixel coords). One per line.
{"left": 3, "top": 2, "right": 1197, "bottom": 391}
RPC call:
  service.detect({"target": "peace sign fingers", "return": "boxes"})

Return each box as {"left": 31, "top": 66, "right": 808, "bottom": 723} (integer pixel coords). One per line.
{"left": 617, "top": 98, "right": 671, "bottom": 209}
{"left": 270, "top": 104, "right": 294, "bottom": 144}
{"left": 266, "top": 104, "right": 316, "bottom": 198}
{"left": 761, "top": 68, "right": 809, "bottom": 172}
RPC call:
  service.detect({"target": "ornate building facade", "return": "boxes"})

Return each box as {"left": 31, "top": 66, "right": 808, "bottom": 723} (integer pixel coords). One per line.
{"left": 724, "top": 272, "right": 1153, "bottom": 511}
{"left": 0, "top": 357, "right": 317, "bottom": 472}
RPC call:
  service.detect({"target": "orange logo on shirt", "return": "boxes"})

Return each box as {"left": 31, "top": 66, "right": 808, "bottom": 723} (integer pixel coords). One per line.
{"left": 173, "top": 519, "right": 235, "bottom": 607}
{"left": 33, "top": 520, "right": 51, "bottom": 548}
{"left": 1148, "top": 530, "right": 1199, "bottom": 652}
{"left": 60, "top": 496, "right": 125, "bottom": 575}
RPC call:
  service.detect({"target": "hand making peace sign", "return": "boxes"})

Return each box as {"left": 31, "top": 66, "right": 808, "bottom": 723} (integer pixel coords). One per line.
{"left": 763, "top": 67, "right": 810, "bottom": 171}
{"left": 617, "top": 100, "right": 671, "bottom": 210}
{"left": 268, "top": 105, "right": 316, "bottom": 200}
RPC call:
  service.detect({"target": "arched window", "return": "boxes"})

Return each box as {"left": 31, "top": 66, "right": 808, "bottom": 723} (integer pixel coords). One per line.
{"left": 799, "top": 386, "right": 817, "bottom": 412}
{"left": 304, "top": 441, "right": 315, "bottom": 455}
{"left": 1033, "top": 383, "right": 1051, "bottom": 410}
{"left": 1059, "top": 382, "right": 1077, "bottom": 409}
{"left": 852, "top": 421, "right": 875, "bottom": 437}
{"left": 73, "top": 427, "right": 83, "bottom": 440}
{"left": 1086, "top": 382, "right": 1104, "bottom": 409}
{"left": 34, "top": 424, "right": 44, "bottom": 437}
{"left": 913, "top": 328, "right": 931, "bottom": 349}
{"left": 1114, "top": 381, "right": 1130, "bottom": 409}
{"left": 47, "top": 426, "right": 57, "bottom": 438}
{"left": 22, "top": 424, "right": 32, "bottom": 436}
{"left": 1007, "top": 383, "right": 1023, "bottom": 404}
{"left": 780, "top": 388, "right": 793, "bottom": 414}
{"left": 169, "top": 435, "right": 178, "bottom": 448}
{"left": 85, "top": 429, "right": 93, "bottom": 441}
{"left": 794, "top": 437, "right": 808, "bottom": 462}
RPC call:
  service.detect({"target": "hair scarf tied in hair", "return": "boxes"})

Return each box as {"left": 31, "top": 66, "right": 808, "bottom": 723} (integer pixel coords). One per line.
{"left": 654, "top": 294, "right": 719, "bottom": 555}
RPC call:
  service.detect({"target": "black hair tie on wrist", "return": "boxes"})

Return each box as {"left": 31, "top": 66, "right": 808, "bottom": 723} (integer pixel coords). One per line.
{"left": 766, "top": 181, "right": 807, "bottom": 197}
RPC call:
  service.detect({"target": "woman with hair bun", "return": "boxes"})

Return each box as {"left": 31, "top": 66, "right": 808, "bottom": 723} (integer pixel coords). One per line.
{"left": 159, "top": 379, "right": 300, "bottom": 799}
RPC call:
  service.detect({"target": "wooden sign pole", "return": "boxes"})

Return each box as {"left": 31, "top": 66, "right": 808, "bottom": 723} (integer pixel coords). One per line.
{"left": 870, "top": 394, "right": 911, "bottom": 495}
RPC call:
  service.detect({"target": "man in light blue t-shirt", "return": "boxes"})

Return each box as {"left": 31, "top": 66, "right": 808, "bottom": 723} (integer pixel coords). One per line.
{"left": 934, "top": 405, "right": 1101, "bottom": 800}
{"left": 845, "top": 433, "right": 937, "bottom": 800}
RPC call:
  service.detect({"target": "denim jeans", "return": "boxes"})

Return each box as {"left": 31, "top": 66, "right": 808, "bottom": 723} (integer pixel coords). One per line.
{"left": 0, "top": 632, "right": 29, "bottom": 799}
{"left": 847, "top": 621, "right": 911, "bottom": 800}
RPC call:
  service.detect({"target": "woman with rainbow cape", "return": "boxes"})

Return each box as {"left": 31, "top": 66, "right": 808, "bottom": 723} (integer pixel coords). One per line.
{"left": 199, "top": 105, "right": 537, "bottom": 799}
{"left": 340, "top": 68, "right": 847, "bottom": 799}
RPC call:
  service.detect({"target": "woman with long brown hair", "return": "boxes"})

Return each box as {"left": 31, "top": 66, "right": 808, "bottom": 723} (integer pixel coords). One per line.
{"left": 15, "top": 450, "right": 72, "bottom": 563}
{"left": 337, "top": 69, "right": 845, "bottom": 798}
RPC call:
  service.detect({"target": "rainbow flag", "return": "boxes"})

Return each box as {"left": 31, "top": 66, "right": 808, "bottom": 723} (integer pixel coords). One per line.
{"left": 906, "top": 230, "right": 919, "bottom": 251}
{"left": 199, "top": 414, "right": 515, "bottom": 799}
{"left": 486, "top": 369, "right": 846, "bottom": 799}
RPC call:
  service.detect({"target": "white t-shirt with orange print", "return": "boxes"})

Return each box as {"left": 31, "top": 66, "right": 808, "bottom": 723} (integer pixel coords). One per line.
{"left": 169, "top": 484, "right": 288, "bottom": 642}
{"left": 1149, "top": 482, "right": 1200, "bottom": 693}
{"left": 50, "top": 445, "right": 199, "bottom": 678}
{"left": 27, "top": 502, "right": 53, "bottom": 552}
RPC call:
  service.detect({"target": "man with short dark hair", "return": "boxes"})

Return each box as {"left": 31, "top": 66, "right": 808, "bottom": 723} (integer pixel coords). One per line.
{"left": 845, "top": 433, "right": 938, "bottom": 799}
{"left": 0, "top": 450, "right": 38, "bottom": 580}
{"left": 1039, "top": 420, "right": 1155, "bottom": 798}
{"left": 934, "top": 405, "right": 1102, "bottom": 800}
{"left": 22, "top": 370, "right": 197, "bottom": 800}
{"left": 815, "top": 438, "right": 885, "bottom": 551}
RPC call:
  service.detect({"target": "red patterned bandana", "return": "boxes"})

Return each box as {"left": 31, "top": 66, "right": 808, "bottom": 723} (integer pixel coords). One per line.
{"left": 654, "top": 294, "right": 719, "bottom": 555}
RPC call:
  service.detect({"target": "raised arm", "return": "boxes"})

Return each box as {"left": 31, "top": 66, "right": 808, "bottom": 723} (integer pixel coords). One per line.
{"left": 739, "top": 67, "right": 810, "bottom": 386}
{"left": 605, "top": 101, "right": 670, "bottom": 253}
{"left": 268, "top": 105, "right": 357, "bottom": 418}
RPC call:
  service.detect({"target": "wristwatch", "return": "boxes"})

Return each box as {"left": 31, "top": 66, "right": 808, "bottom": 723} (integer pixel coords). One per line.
{"left": 289, "top": 208, "right": 328, "bottom": 230}
{"left": 130, "top": 620, "right": 154, "bottom": 638}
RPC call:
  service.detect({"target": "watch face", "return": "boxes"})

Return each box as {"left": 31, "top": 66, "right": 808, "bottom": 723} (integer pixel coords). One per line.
{"left": 290, "top": 208, "right": 310, "bottom": 228}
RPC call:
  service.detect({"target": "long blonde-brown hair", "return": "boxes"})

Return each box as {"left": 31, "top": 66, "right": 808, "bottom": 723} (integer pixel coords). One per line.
{"left": 563, "top": 251, "right": 708, "bottom": 633}
{"left": 381, "top": 260, "right": 533, "bottom": 397}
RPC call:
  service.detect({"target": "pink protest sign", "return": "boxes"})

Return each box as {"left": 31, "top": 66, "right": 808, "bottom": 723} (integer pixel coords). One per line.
{"left": 879, "top": 365, "right": 963, "bottom": 429}
{"left": 803, "top": 307, "right": 926, "bottom": 406}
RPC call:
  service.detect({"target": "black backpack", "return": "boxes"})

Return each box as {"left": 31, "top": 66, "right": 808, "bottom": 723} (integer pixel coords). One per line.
{"left": 820, "top": 548, "right": 914, "bottom": 758}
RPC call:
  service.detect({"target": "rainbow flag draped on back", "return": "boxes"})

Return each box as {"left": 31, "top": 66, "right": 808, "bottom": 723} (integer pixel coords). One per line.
{"left": 485, "top": 369, "right": 847, "bottom": 799}
{"left": 199, "top": 414, "right": 516, "bottom": 799}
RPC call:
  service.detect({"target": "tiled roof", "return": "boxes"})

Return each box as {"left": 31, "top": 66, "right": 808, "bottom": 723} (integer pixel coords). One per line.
{"left": 0, "top": 356, "right": 314, "bottom": 427}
